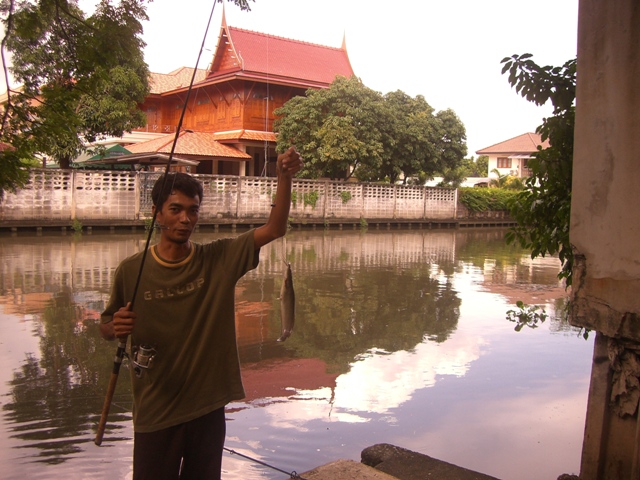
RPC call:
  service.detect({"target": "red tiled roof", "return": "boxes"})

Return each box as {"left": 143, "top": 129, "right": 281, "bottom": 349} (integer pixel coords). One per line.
{"left": 149, "top": 67, "right": 207, "bottom": 94}
{"left": 212, "top": 130, "right": 276, "bottom": 142}
{"left": 476, "top": 132, "right": 550, "bottom": 155}
{"left": 126, "top": 131, "right": 251, "bottom": 159}
{"left": 208, "top": 24, "right": 355, "bottom": 87}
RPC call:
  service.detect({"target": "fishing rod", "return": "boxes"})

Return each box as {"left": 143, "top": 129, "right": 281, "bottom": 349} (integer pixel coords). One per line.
{"left": 94, "top": 0, "right": 219, "bottom": 446}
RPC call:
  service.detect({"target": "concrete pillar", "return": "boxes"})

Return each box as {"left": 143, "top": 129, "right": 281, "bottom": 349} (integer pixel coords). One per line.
{"left": 570, "top": 0, "right": 640, "bottom": 478}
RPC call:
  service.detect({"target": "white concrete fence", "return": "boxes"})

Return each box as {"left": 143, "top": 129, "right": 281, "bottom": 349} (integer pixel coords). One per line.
{"left": 0, "top": 169, "right": 458, "bottom": 225}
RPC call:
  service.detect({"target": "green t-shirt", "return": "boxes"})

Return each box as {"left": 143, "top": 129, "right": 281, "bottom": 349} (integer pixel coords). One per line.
{"left": 101, "top": 230, "right": 259, "bottom": 433}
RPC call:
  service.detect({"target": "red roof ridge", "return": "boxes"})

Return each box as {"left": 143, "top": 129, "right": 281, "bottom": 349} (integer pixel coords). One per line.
{"left": 227, "top": 25, "right": 344, "bottom": 51}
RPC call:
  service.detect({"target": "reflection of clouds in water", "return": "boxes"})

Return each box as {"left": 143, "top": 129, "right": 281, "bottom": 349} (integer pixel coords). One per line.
{"left": 222, "top": 438, "right": 271, "bottom": 478}
{"left": 258, "top": 331, "right": 487, "bottom": 431}
{"left": 333, "top": 333, "right": 486, "bottom": 415}
{"left": 249, "top": 388, "right": 368, "bottom": 432}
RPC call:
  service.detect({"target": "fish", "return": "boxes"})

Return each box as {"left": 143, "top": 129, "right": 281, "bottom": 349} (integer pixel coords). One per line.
{"left": 277, "top": 261, "right": 295, "bottom": 342}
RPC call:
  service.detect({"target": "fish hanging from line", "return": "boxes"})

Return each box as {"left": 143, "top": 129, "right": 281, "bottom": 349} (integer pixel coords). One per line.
{"left": 277, "top": 261, "right": 295, "bottom": 342}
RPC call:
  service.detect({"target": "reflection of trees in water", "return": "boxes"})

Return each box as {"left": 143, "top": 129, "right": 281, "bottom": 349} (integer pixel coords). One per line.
{"left": 548, "top": 297, "right": 579, "bottom": 334}
{"left": 270, "top": 265, "right": 461, "bottom": 375}
{"left": 455, "top": 229, "right": 562, "bottom": 286}
{"left": 2, "top": 288, "right": 131, "bottom": 464}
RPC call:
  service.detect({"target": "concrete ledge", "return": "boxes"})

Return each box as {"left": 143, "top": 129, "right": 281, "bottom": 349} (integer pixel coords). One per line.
{"left": 361, "top": 444, "right": 500, "bottom": 480}
{"left": 299, "top": 459, "right": 400, "bottom": 479}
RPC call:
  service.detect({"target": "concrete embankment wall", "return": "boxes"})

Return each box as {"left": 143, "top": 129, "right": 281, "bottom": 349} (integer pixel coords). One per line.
{"left": 0, "top": 169, "right": 513, "bottom": 231}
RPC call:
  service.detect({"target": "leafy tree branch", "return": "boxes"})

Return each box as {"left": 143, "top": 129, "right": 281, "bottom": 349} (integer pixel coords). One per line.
{"left": 501, "top": 54, "right": 576, "bottom": 285}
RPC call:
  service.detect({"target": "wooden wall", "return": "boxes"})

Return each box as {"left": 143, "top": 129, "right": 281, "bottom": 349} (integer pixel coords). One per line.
{"left": 139, "top": 80, "right": 306, "bottom": 134}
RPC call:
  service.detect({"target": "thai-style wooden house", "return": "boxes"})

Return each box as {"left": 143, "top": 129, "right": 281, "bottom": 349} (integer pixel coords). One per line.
{"left": 127, "top": 11, "right": 355, "bottom": 176}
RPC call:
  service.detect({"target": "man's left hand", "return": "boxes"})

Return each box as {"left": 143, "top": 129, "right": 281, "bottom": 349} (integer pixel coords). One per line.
{"left": 277, "top": 146, "right": 303, "bottom": 177}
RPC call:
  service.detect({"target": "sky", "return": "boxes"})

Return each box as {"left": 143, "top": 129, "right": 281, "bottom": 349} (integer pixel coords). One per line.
{"left": 5, "top": 0, "right": 579, "bottom": 157}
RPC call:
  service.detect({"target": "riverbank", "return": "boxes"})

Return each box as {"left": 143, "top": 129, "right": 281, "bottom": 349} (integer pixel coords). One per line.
{"left": 299, "top": 444, "right": 581, "bottom": 480}
{"left": 0, "top": 217, "right": 517, "bottom": 234}
{"left": 299, "top": 444, "right": 501, "bottom": 479}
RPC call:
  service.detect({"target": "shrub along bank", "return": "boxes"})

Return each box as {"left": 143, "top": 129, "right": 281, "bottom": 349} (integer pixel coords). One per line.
{"left": 457, "top": 187, "right": 519, "bottom": 214}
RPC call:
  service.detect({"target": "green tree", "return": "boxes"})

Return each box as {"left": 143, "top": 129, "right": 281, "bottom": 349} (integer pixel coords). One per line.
{"left": 458, "top": 155, "right": 488, "bottom": 177}
{"left": 434, "top": 108, "right": 467, "bottom": 174}
{"left": 434, "top": 155, "right": 489, "bottom": 189}
{"left": 274, "top": 76, "right": 467, "bottom": 182}
{"left": 274, "top": 76, "right": 385, "bottom": 181}
{"left": 1, "top": 0, "right": 151, "bottom": 172}
{"left": 378, "top": 90, "right": 435, "bottom": 183}
{"left": 501, "top": 53, "right": 576, "bottom": 284}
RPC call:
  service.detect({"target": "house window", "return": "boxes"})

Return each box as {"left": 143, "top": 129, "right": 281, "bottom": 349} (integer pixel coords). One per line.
{"left": 497, "top": 157, "right": 511, "bottom": 168}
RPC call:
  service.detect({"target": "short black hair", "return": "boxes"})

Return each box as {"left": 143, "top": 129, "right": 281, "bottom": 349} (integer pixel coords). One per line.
{"left": 151, "top": 173, "right": 203, "bottom": 210}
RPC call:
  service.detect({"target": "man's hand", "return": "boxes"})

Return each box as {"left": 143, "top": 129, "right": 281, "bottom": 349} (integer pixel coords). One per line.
{"left": 100, "top": 302, "right": 136, "bottom": 341}
{"left": 113, "top": 302, "right": 136, "bottom": 339}
{"left": 277, "top": 146, "right": 303, "bottom": 178}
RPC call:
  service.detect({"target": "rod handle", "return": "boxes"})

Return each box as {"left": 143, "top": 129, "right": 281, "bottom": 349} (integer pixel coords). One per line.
{"left": 95, "top": 339, "right": 127, "bottom": 446}
{"left": 95, "top": 370, "right": 119, "bottom": 446}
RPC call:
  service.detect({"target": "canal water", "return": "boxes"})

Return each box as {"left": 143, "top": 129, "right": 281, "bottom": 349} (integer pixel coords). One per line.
{"left": 0, "top": 227, "right": 593, "bottom": 480}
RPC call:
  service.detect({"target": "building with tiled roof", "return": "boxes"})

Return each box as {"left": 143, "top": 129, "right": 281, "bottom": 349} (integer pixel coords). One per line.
{"left": 132, "top": 9, "right": 355, "bottom": 175}
{"left": 476, "top": 132, "right": 550, "bottom": 179}
{"left": 149, "top": 67, "right": 207, "bottom": 95}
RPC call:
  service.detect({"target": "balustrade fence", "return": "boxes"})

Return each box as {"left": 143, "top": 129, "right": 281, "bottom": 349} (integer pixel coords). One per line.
{"left": 0, "top": 169, "right": 458, "bottom": 225}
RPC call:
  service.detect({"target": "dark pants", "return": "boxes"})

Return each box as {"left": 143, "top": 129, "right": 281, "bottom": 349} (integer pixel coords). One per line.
{"left": 133, "top": 407, "right": 226, "bottom": 480}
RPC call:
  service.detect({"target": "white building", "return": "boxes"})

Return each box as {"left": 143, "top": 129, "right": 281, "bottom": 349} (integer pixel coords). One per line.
{"left": 476, "top": 132, "right": 549, "bottom": 179}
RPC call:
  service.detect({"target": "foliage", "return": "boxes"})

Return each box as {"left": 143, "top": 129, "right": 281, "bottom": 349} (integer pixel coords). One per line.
{"left": 501, "top": 54, "right": 576, "bottom": 285}
{"left": 506, "top": 300, "right": 548, "bottom": 331}
{"left": 274, "top": 76, "right": 467, "bottom": 183}
{"left": 303, "top": 190, "right": 319, "bottom": 209}
{"left": 458, "top": 187, "right": 519, "bottom": 212}
{"left": 71, "top": 217, "right": 82, "bottom": 232}
{"left": 0, "top": 0, "right": 151, "bottom": 182}
{"left": 359, "top": 216, "right": 368, "bottom": 230}
{"left": 503, "top": 176, "right": 525, "bottom": 190}
{"left": 339, "top": 190, "right": 352, "bottom": 204}
{"left": 489, "top": 168, "right": 524, "bottom": 190}
{"left": 435, "top": 155, "right": 489, "bottom": 188}
{"left": 459, "top": 155, "right": 489, "bottom": 177}
{"left": 0, "top": 147, "right": 30, "bottom": 198}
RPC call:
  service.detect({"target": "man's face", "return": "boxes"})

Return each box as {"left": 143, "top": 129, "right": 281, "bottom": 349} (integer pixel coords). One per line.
{"left": 154, "top": 190, "right": 200, "bottom": 244}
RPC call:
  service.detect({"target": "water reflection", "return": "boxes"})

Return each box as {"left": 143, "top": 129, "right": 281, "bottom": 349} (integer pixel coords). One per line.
{"left": 0, "top": 228, "right": 590, "bottom": 480}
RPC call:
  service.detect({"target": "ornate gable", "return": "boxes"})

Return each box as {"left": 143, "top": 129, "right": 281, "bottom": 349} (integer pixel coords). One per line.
{"left": 207, "top": 11, "right": 243, "bottom": 75}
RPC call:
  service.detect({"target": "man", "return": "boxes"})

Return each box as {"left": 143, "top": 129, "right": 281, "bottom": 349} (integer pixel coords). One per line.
{"left": 99, "top": 147, "right": 303, "bottom": 479}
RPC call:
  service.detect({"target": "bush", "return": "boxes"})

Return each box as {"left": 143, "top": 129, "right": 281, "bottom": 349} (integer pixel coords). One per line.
{"left": 458, "top": 187, "right": 519, "bottom": 212}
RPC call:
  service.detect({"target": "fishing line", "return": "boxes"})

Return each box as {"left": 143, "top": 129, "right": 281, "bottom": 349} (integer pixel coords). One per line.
{"left": 223, "top": 447, "right": 308, "bottom": 480}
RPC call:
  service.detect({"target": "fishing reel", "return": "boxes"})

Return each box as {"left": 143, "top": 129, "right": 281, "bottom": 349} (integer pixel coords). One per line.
{"left": 132, "top": 344, "right": 157, "bottom": 378}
